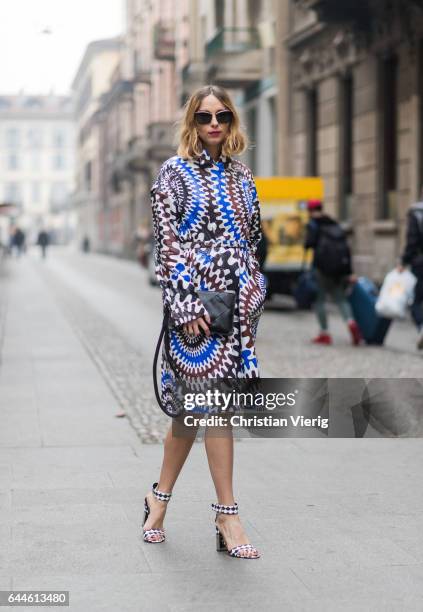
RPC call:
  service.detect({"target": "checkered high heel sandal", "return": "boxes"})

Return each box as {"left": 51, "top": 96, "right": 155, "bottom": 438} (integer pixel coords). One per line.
{"left": 142, "top": 482, "right": 172, "bottom": 543}
{"left": 212, "top": 501, "right": 260, "bottom": 559}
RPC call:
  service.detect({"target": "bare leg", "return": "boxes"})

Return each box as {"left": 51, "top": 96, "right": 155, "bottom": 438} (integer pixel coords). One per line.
{"left": 204, "top": 424, "right": 259, "bottom": 558}
{"left": 143, "top": 421, "right": 198, "bottom": 539}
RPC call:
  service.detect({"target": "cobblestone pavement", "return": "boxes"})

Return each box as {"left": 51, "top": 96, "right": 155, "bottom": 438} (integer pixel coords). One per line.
{"left": 35, "top": 260, "right": 170, "bottom": 444}
{"left": 260, "top": 303, "right": 423, "bottom": 378}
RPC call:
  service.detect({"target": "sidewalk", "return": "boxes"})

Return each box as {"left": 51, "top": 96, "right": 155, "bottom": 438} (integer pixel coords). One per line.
{"left": 1, "top": 255, "right": 423, "bottom": 611}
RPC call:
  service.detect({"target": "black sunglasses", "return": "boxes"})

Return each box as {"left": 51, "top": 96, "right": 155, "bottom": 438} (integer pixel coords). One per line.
{"left": 194, "top": 110, "right": 233, "bottom": 125}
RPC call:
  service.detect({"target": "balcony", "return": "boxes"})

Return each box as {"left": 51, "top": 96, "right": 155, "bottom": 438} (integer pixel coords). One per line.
{"left": 133, "top": 53, "right": 151, "bottom": 84}
{"left": 181, "top": 61, "right": 207, "bottom": 90}
{"left": 134, "top": 66, "right": 151, "bottom": 84}
{"left": 206, "top": 27, "right": 261, "bottom": 58}
{"left": 297, "top": 0, "right": 372, "bottom": 29}
{"left": 153, "top": 19, "right": 175, "bottom": 61}
{"left": 147, "top": 122, "right": 175, "bottom": 161}
{"left": 123, "top": 126, "right": 174, "bottom": 173}
{"left": 205, "top": 28, "right": 262, "bottom": 88}
{"left": 100, "top": 79, "right": 134, "bottom": 109}
{"left": 124, "top": 136, "right": 151, "bottom": 173}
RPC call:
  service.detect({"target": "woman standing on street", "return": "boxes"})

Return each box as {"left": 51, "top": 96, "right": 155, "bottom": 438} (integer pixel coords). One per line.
{"left": 143, "top": 85, "right": 267, "bottom": 559}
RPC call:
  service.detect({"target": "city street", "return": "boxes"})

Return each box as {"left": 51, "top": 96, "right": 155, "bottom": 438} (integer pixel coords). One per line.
{"left": 0, "top": 248, "right": 422, "bottom": 611}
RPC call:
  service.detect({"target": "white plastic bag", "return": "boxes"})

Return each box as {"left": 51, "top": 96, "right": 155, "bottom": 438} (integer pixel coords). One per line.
{"left": 375, "top": 268, "right": 417, "bottom": 319}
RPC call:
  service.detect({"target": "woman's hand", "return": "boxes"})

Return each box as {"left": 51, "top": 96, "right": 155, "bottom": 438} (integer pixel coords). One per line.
{"left": 183, "top": 313, "right": 211, "bottom": 337}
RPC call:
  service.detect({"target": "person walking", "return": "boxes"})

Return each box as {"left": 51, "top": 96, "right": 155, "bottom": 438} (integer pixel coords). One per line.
{"left": 398, "top": 195, "right": 423, "bottom": 349}
{"left": 13, "top": 227, "right": 26, "bottom": 257}
{"left": 304, "top": 199, "right": 362, "bottom": 345}
{"left": 37, "top": 228, "right": 50, "bottom": 259}
{"left": 145, "top": 85, "right": 267, "bottom": 559}
{"left": 81, "top": 235, "right": 91, "bottom": 253}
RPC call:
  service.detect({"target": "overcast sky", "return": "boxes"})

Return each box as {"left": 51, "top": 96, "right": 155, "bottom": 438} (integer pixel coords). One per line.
{"left": 0, "top": 0, "right": 124, "bottom": 95}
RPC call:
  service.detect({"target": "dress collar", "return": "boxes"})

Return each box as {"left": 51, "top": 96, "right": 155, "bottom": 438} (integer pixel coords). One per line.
{"left": 194, "top": 146, "right": 232, "bottom": 169}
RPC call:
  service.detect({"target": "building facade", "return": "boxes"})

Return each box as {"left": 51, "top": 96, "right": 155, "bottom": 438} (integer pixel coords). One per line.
{"left": 118, "top": 0, "right": 180, "bottom": 254}
{"left": 287, "top": 0, "right": 423, "bottom": 280}
{"left": 0, "top": 93, "right": 75, "bottom": 243}
{"left": 72, "top": 37, "right": 122, "bottom": 252}
{"left": 72, "top": 2, "right": 182, "bottom": 256}
{"left": 73, "top": 0, "right": 285, "bottom": 257}
{"left": 180, "top": 0, "right": 280, "bottom": 176}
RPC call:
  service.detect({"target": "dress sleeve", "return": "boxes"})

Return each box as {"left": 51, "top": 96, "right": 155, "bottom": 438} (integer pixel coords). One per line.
{"left": 150, "top": 165, "right": 208, "bottom": 327}
{"left": 247, "top": 173, "right": 263, "bottom": 254}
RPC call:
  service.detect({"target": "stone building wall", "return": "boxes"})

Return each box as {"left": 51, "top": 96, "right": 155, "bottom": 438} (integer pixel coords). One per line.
{"left": 316, "top": 76, "right": 339, "bottom": 216}
{"left": 287, "top": 0, "right": 423, "bottom": 281}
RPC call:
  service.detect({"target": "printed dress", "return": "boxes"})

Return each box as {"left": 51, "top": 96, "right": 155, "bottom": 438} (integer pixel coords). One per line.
{"left": 151, "top": 146, "right": 267, "bottom": 416}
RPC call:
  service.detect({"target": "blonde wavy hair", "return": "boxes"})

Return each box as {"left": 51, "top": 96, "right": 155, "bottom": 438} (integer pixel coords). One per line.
{"left": 175, "top": 85, "right": 248, "bottom": 159}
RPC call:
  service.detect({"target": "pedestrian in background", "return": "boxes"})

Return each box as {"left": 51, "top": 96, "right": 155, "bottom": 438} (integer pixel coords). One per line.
{"left": 37, "top": 228, "right": 50, "bottom": 259}
{"left": 81, "top": 235, "right": 91, "bottom": 253}
{"left": 304, "top": 199, "right": 362, "bottom": 345}
{"left": 398, "top": 191, "right": 423, "bottom": 349}
{"left": 13, "top": 227, "right": 26, "bottom": 257}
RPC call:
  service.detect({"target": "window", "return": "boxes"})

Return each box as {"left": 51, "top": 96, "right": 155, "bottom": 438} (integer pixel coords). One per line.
{"left": 52, "top": 154, "right": 65, "bottom": 170}
{"left": 180, "top": 91, "right": 190, "bottom": 108}
{"left": 248, "top": 0, "right": 262, "bottom": 25}
{"left": 31, "top": 182, "right": 41, "bottom": 203}
{"left": 84, "top": 161, "right": 92, "bottom": 191}
{"left": 50, "top": 182, "right": 68, "bottom": 207}
{"left": 52, "top": 129, "right": 66, "bottom": 148}
{"left": 4, "top": 182, "right": 21, "bottom": 204}
{"left": 215, "top": 0, "right": 224, "bottom": 29}
{"left": 305, "top": 88, "right": 318, "bottom": 176}
{"left": 27, "top": 128, "right": 43, "bottom": 148}
{"left": 378, "top": 55, "right": 398, "bottom": 219}
{"left": 24, "top": 97, "right": 42, "bottom": 109}
{"left": 8, "top": 153, "right": 19, "bottom": 170}
{"left": 31, "top": 153, "right": 41, "bottom": 171}
{"left": 6, "top": 128, "right": 19, "bottom": 148}
{"left": 339, "top": 75, "right": 354, "bottom": 220}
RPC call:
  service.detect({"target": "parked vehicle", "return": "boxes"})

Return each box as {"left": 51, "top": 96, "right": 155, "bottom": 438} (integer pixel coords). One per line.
{"left": 254, "top": 177, "right": 324, "bottom": 299}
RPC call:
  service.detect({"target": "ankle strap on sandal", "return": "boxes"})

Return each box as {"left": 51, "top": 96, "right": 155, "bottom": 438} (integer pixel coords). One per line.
{"left": 211, "top": 502, "right": 238, "bottom": 515}
{"left": 152, "top": 482, "right": 172, "bottom": 502}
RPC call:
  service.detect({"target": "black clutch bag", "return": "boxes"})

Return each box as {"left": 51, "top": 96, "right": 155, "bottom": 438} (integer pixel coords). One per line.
{"left": 152, "top": 289, "right": 238, "bottom": 417}
{"left": 197, "top": 290, "right": 236, "bottom": 336}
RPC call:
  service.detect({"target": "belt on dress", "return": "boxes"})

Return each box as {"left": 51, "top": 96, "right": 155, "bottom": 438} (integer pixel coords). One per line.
{"left": 180, "top": 239, "right": 250, "bottom": 250}
{"left": 180, "top": 237, "right": 256, "bottom": 275}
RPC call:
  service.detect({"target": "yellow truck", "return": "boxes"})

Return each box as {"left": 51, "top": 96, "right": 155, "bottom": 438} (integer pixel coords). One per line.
{"left": 255, "top": 177, "right": 324, "bottom": 298}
